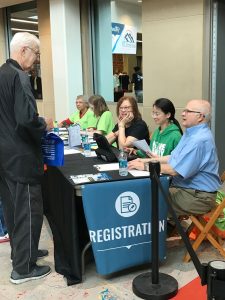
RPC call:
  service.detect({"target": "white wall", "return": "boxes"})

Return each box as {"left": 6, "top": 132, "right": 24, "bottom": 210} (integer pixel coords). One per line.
{"left": 142, "top": 0, "right": 204, "bottom": 132}
{"left": 111, "top": 1, "right": 142, "bottom": 32}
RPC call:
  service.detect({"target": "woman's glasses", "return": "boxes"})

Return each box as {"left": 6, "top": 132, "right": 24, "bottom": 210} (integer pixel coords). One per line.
{"left": 119, "top": 106, "right": 132, "bottom": 111}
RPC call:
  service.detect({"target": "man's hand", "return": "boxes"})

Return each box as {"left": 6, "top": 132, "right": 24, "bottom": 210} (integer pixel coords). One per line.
{"left": 128, "top": 158, "right": 145, "bottom": 170}
{"left": 45, "top": 118, "right": 53, "bottom": 131}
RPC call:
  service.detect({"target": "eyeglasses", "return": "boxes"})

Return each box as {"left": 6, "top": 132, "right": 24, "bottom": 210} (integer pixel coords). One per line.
{"left": 119, "top": 106, "right": 132, "bottom": 111}
{"left": 26, "top": 46, "right": 40, "bottom": 58}
{"left": 182, "top": 109, "right": 204, "bottom": 116}
{"left": 151, "top": 112, "right": 162, "bottom": 117}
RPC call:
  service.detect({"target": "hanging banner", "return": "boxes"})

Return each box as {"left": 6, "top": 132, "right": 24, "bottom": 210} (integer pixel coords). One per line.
{"left": 112, "top": 22, "right": 137, "bottom": 54}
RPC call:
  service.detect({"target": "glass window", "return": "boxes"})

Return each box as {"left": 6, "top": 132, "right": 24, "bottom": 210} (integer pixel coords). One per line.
{"left": 90, "top": 0, "right": 142, "bottom": 103}
{"left": 111, "top": 0, "right": 143, "bottom": 103}
{"left": 5, "top": 1, "right": 43, "bottom": 100}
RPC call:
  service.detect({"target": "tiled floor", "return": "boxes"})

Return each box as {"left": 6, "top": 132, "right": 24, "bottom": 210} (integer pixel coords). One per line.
{"left": 0, "top": 218, "right": 223, "bottom": 299}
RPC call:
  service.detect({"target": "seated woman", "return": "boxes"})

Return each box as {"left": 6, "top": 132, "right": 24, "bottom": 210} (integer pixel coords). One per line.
{"left": 59, "top": 95, "right": 97, "bottom": 130}
{"left": 107, "top": 96, "right": 149, "bottom": 149}
{"left": 136, "top": 98, "right": 182, "bottom": 158}
{"left": 87, "top": 95, "right": 115, "bottom": 135}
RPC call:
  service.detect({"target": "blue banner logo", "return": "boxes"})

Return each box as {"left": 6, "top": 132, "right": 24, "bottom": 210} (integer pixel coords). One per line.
{"left": 112, "top": 22, "right": 137, "bottom": 54}
{"left": 115, "top": 191, "right": 140, "bottom": 217}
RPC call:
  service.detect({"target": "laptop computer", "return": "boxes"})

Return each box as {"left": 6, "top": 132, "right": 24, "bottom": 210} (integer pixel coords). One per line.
{"left": 93, "top": 133, "right": 137, "bottom": 162}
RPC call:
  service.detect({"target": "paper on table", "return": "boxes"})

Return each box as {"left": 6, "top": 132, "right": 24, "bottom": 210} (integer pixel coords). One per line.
{"left": 64, "top": 148, "right": 81, "bottom": 155}
{"left": 133, "top": 139, "right": 150, "bottom": 153}
{"left": 128, "top": 170, "right": 150, "bottom": 177}
{"left": 94, "top": 163, "right": 119, "bottom": 171}
{"left": 81, "top": 151, "right": 97, "bottom": 157}
{"left": 70, "top": 173, "right": 111, "bottom": 184}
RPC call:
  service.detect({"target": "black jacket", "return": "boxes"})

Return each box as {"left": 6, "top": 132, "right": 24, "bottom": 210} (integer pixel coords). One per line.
{"left": 0, "top": 59, "right": 46, "bottom": 183}
{"left": 132, "top": 71, "right": 143, "bottom": 91}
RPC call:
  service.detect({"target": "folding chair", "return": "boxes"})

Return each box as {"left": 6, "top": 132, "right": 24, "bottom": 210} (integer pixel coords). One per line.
{"left": 183, "top": 171, "right": 225, "bottom": 262}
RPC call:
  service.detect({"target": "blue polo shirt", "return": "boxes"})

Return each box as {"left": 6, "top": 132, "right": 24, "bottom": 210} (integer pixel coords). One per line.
{"left": 169, "top": 123, "right": 221, "bottom": 192}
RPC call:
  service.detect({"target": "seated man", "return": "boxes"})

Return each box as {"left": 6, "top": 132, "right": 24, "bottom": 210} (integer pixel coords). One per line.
{"left": 128, "top": 99, "right": 221, "bottom": 216}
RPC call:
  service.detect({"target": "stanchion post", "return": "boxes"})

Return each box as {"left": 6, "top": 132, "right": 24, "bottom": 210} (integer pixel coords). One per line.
{"left": 132, "top": 161, "right": 178, "bottom": 299}
{"left": 149, "top": 161, "right": 160, "bottom": 284}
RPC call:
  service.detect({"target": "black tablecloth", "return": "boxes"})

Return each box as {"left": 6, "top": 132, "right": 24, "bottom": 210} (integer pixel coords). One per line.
{"left": 43, "top": 153, "right": 138, "bottom": 285}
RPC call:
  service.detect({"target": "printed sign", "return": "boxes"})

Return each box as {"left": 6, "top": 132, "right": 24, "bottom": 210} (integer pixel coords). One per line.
{"left": 68, "top": 124, "right": 81, "bottom": 148}
{"left": 112, "top": 22, "right": 137, "bottom": 54}
{"left": 82, "top": 177, "right": 169, "bottom": 275}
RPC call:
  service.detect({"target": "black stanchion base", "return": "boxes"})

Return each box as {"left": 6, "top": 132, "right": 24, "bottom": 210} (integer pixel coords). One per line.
{"left": 132, "top": 272, "right": 178, "bottom": 300}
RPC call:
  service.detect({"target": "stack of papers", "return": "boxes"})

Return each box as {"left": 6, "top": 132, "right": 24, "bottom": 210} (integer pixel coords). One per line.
{"left": 132, "top": 139, "right": 150, "bottom": 152}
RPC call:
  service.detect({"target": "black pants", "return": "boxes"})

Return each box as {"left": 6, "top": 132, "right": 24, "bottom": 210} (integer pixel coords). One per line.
{"left": 0, "top": 176, "right": 43, "bottom": 274}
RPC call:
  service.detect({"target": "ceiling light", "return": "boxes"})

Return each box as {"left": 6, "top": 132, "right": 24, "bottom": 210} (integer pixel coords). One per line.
{"left": 11, "top": 18, "right": 38, "bottom": 25}
{"left": 11, "top": 28, "right": 39, "bottom": 34}
{"left": 28, "top": 16, "right": 38, "bottom": 20}
{"left": 137, "top": 0, "right": 142, "bottom": 3}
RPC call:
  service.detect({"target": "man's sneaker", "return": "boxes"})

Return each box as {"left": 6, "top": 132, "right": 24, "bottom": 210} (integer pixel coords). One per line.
{"left": 37, "top": 249, "right": 49, "bottom": 260}
{"left": 10, "top": 265, "right": 51, "bottom": 284}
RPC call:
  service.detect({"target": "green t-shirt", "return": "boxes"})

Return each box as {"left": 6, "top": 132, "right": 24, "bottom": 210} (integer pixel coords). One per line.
{"left": 96, "top": 111, "right": 115, "bottom": 135}
{"left": 214, "top": 182, "right": 225, "bottom": 231}
{"left": 137, "top": 123, "right": 182, "bottom": 158}
{"left": 69, "top": 108, "right": 97, "bottom": 130}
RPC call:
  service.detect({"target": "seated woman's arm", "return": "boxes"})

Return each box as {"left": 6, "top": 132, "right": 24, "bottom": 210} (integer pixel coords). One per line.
{"left": 117, "top": 125, "right": 138, "bottom": 148}
{"left": 117, "top": 112, "right": 137, "bottom": 148}
{"left": 106, "top": 131, "right": 118, "bottom": 144}
{"left": 58, "top": 118, "right": 73, "bottom": 128}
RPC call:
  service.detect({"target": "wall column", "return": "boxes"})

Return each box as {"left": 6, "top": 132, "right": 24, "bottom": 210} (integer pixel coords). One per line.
{"left": 49, "top": 0, "right": 83, "bottom": 121}
{"left": 0, "top": 9, "right": 6, "bottom": 65}
{"left": 93, "top": 0, "right": 113, "bottom": 101}
{"left": 37, "top": 0, "right": 54, "bottom": 118}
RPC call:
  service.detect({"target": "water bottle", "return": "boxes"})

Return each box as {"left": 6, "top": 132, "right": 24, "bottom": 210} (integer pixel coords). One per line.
{"left": 83, "top": 131, "right": 91, "bottom": 157}
{"left": 53, "top": 121, "right": 59, "bottom": 135}
{"left": 81, "top": 129, "right": 86, "bottom": 146}
{"left": 119, "top": 150, "right": 128, "bottom": 176}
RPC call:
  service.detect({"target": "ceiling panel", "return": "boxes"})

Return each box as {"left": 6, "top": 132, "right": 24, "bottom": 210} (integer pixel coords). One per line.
{"left": 0, "top": 0, "right": 32, "bottom": 9}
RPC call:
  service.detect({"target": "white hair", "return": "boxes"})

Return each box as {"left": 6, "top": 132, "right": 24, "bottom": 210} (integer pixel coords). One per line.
{"left": 200, "top": 100, "right": 211, "bottom": 122}
{"left": 189, "top": 99, "right": 211, "bottom": 123}
{"left": 10, "top": 32, "right": 40, "bottom": 54}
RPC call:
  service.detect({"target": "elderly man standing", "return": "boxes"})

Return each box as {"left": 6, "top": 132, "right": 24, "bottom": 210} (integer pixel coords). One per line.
{"left": 0, "top": 32, "right": 52, "bottom": 284}
{"left": 129, "top": 99, "right": 221, "bottom": 216}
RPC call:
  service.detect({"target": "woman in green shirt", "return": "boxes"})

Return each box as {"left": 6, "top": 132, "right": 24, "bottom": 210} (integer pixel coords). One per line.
{"left": 59, "top": 95, "right": 97, "bottom": 130}
{"left": 87, "top": 95, "right": 114, "bottom": 135}
{"left": 136, "top": 98, "right": 183, "bottom": 158}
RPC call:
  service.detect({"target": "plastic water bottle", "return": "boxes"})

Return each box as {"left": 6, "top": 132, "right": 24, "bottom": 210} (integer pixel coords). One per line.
{"left": 119, "top": 150, "right": 128, "bottom": 176}
{"left": 53, "top": 121, "right": 59, "bottom": 135}
{"left": 81, "top": 129, "right": 86, "bottom": 146}
{"left": 83, "top": 131, "right": 91, "bottom": 156}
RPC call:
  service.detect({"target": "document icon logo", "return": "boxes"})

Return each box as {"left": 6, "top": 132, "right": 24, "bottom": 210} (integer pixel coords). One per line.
{"left": 115, "top": 192, "right": 140, "bottom": 217}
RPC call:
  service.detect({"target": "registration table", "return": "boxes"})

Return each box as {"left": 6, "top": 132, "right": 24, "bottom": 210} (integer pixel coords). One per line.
{"left": 43, "top": 153, "right": 169, "bottom": 285}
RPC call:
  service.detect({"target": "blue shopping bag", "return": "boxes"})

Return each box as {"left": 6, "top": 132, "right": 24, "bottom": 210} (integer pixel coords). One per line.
{"left": 41, "top": 132, "right": 64, "bottom": 166}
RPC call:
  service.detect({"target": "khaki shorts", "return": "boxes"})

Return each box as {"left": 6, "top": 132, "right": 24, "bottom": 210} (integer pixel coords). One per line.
{"left": 169, "top": 187, "right": 217, "bottom": 216}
